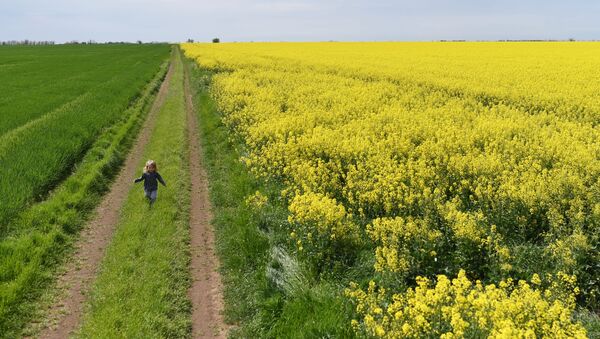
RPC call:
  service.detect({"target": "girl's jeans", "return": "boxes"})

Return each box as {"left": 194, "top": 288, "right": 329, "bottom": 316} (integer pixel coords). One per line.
{"left": 145, "top": 189, "right": 158, "bottom": 205}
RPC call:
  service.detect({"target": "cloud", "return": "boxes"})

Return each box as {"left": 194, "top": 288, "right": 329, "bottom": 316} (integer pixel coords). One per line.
{"left": 253, "top": 1, "right": 322, "bottom": 13}
{"left": 1, "top": 0, "right": 599, "bottom": 42}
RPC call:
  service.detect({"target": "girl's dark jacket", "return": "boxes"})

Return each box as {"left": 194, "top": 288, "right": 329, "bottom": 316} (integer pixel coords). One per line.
{"left": 134, "top": 172, "right": 166, "bottom": 191}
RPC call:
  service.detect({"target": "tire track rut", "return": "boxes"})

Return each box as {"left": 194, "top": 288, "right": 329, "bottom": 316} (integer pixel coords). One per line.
{"left": 182, "top": 52, "right": 229, "bottom": 338}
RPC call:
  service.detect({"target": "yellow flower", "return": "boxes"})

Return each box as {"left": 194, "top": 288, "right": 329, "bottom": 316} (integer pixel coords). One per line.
{"left": 346, "top": 272, "right": 586, "bottom": 338}
{"left": 182, "top": 42, "right": 597, "bottom": 338}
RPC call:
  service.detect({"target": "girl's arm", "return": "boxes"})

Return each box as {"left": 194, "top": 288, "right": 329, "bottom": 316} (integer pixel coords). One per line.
{"left": 157, "top": 173, "right": 166, "bottom": 187}
{"left": 134, "top": 173, "right": 145, "bottom": 183}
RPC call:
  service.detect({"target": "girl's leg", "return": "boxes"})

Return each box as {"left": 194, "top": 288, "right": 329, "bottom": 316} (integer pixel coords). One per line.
{"left": 145, "top": 189, "right": 152, "bottom": 205}
{"left": 149, "top": 190, "right": 158, "bottom": 207}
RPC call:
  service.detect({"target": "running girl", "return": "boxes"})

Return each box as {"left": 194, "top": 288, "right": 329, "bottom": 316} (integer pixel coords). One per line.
{"left": 134, "top": 160, "right": 166, "bottom": 207}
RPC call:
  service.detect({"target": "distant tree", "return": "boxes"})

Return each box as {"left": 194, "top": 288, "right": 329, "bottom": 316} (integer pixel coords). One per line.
{"left": 187, "top": 38, "right": 194, "bottom": 43}
{"left": 212, "top": 38, "right": 220, "bottom": 43}
{"left": 137, "top": 40, "right": 143, "bottom": 44}
{"left": 568, "top": 38, "right": 576, "bottom": 42}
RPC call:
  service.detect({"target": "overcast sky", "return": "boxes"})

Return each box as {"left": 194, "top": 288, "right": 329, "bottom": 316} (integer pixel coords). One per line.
{"left": 1, "top": 0, "right": 599, "bottom": 43}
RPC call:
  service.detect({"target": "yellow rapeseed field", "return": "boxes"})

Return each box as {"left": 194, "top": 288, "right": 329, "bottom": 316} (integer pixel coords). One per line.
{"left": 182, "top": 42, "right": 600, "bottom": 337}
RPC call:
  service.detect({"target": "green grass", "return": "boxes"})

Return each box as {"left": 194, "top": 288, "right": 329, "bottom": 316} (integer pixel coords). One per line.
{"left": 78, "top": 48, "right": 191, "bottom": 338}
{"left": 0, "top": 44, "right": 165, "bottom": 136}
{"left": 184, "top": 55, "right": 356, "bottom": 338}
{"left": 0, "top": 44, "right": 170, "bottom": 227}
{"left": 0, "top": 50, "right": 169, "bottom": 338}
{"left": 575, "top": 309, "right": 600, "bottom": 339}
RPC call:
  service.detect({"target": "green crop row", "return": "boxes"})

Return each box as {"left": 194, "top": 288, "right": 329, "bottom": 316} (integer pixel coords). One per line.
{"left": 0, "top": 44, "right": 167, "bottom": 136}
{"left": 0, "top": 51, "right": 169, "bottom": 338}
{"left": 0, "top": 44, "right": 171, "bottom": 228}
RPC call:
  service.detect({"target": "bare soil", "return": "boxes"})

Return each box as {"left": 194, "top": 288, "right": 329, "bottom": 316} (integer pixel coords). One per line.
{"left": 36, "top": 60, "right": 175, "bottom": 339}
{"left": 183, "top": 54, "right": 229, "bottom": 338}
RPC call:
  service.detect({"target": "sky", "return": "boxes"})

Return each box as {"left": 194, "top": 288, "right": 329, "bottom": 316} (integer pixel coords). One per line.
{"left": 1, "top": 0, "right": 599, "bottom": 43}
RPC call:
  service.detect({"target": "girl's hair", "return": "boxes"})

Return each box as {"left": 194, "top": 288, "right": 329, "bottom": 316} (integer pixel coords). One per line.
{"left": 144, "top": 160, "right": 157, "bottom": 173}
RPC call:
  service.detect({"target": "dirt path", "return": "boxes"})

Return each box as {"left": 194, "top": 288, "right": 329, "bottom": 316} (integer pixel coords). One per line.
{"left": 182, "top": 53, "right": 229, "bottom": 338}
{"left": 36, "top": 59, "right": 175, "bottom": 339}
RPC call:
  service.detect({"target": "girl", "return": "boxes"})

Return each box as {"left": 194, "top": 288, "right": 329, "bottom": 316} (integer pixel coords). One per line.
{"left": 134, "top": 160, "right": 166, "bottom": 207}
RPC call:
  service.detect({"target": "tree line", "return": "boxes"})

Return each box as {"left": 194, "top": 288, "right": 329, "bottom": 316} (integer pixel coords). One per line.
{"left": 1, "top": 40, "right": 55, "bottom": 45}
